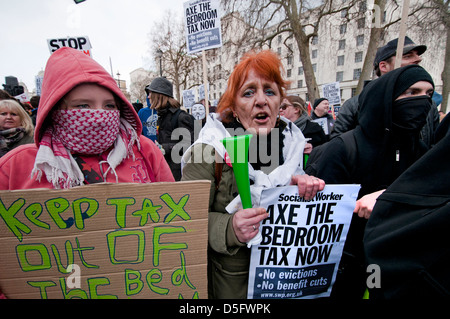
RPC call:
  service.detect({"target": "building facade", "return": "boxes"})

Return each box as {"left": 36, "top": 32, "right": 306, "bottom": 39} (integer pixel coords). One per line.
{"left": 179, "top": 1, "right": 445, "bottom": 107}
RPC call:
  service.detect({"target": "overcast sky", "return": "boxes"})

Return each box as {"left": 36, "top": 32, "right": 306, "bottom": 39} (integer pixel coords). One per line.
{"left": 0, "top": 0, "right": 186, "bottom": 94}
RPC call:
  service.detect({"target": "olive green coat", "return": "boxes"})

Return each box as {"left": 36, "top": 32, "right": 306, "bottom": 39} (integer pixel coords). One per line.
{"left": 181, "top": 143, "right": 251, "bottom": 299}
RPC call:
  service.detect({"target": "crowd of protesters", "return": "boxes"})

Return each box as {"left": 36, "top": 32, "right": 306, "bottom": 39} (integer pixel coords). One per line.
{"left": 0, "top": 34, "right": 449, "bottom": 300}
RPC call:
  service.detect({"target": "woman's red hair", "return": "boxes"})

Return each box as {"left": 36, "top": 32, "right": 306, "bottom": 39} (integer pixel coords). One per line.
{"left": 217, "top": 50, "right": 289, "bottom": 123}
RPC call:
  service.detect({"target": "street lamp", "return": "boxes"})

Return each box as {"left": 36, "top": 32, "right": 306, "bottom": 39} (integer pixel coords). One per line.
{"left": 116, "top": 71, "right": 121, "bottom": 88}
{"left": 156, "top": 49, "right": 163, "bottom": 76}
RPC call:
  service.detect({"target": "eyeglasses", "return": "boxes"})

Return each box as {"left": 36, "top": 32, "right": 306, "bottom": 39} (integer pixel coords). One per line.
{"left": 280, "top": 104, "right": 293, "bottom": 110}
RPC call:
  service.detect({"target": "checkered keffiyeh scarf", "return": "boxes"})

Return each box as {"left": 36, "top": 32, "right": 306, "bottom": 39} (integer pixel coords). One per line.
{"left": 32, "top": 109, "right": 140, "bottom": 189}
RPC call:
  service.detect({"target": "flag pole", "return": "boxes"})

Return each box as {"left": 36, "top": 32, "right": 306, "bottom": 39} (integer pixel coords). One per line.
{"left": 202, "top": 50, "right": 209, "bottom": 117}
{"left": 394, "top": 0, "right": 410, "bottom": 69}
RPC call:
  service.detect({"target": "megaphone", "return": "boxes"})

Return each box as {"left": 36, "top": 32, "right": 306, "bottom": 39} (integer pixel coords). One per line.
{"left": 221, "top": 134, "right": 253, "bottom": 209}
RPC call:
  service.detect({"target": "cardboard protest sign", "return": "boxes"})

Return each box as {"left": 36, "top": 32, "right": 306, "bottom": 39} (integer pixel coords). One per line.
{"left": 0, "top": 181, "right": 210, "bottom": 299}
{"left": 184, "top": 0, "right": 223, "bottom": 54}
{"left": 247, "top": 185, "right": 360, "bottom": 299}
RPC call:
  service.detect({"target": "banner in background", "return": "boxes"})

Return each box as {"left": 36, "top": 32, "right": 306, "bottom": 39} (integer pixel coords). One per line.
{"left": 47, "top": 36, "right": 92, "bottom": 57}
{"left": 184, "top": 0, "right": 222, "bottom": 54}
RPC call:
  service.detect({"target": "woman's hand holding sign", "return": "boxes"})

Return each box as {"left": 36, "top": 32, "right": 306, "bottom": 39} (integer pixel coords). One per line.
{"left": 233, "top": 208, "right": 268, "bottom": 244}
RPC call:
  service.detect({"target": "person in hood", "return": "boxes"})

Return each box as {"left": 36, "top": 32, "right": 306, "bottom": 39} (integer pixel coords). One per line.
{"left": 310, "top": 64, "right": 434, "bottom": 299}
{"left": 0, "top": 47, "right": 174, "bottom": 190}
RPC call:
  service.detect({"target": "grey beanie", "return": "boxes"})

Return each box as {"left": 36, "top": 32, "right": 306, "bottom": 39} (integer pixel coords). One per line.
{"left": 145, "top": 77, "right": 173, "bottom": 98}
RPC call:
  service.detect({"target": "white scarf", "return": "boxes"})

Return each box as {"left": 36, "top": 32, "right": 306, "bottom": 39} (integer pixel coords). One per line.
{"left": 182, "top": 113, "right": 306, "bottom": 246}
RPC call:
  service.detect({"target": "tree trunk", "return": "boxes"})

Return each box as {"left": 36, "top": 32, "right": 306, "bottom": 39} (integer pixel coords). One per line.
{"left": 292, "top": 27, "right": 320, "bottom": 102}
{"left": 356, "top": 0, "right": 387, "bottom": 94}
{"left": 297, "top": 36, "right": 320, "bottom": 102}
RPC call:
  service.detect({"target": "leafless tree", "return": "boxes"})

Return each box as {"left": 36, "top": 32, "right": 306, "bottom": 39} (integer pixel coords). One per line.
{"left": 354, "top": 0, "right": 387, "bottom": 94}
{"left": 387, "top": 0, "right": 449, "bottom": 112}
{"left": 435, "top": 0, "right": 450, "bottom": 113}
{"left": 149, "top": 10, "right": 198, "bottom": 102}
{"left": 221, "top": 0, "right": 360, "bottom": 101}
{"left": 355, "top": 0, "right": 445, "bottom": 96}
{"left": 417, "top": 0, "right": 449, "bottom": 113}
{"left": 129, "top": 70, "right": 154, "bottom": 104}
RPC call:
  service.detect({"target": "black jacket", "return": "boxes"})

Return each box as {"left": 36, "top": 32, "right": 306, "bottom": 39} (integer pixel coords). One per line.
{"left": 293, "top": 113, "right": 328, "bottom": 147}
{"left": 310, "top": 65, "right": 433, "bottom": 299}
{"left": 364, "top": 113, "right": 450, "bottom": 299}
{"left": 157, "top": 105, "right": 194, "bottom": 181}
{"left": 310, "top": 111, "right": 334, "bottom": 138}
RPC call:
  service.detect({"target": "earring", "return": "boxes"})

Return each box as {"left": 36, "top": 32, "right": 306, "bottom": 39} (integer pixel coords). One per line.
{"left": 233, "top": 112, "right": 241, "bottom": 124}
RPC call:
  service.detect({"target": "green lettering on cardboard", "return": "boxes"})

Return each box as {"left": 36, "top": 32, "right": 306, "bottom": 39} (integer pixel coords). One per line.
{"left": 51, "top": 240, "right": 74, "bottom": 274}
{"left": 24, "top": 203, "right": 50, "bottom": 230}
{"left": 88, "top": 277, "right": 118, "bottom": 299}
{"left": 59, "top": 277, "right": 88, "bottom": 299}
{"left": 132, "top": 198, "right": 162, "bottom": 226}
{"left": 72, "top": 198, "right": 99, "bottom": 230}
{"left": 125, "top": 269, "right": 144, "bottom": 296}
{"left": 107, "top": 229, "right": 145, "bottom": 264}
{"left": 74, "top": 237, "right": 99, "bottom": 269}
{"left": 28, "top": 281, "right": 57, "bottom": 299}
{"left": 16, "top": 243, "right": 51, "bottom": 272}
{"left": 45, "top": 197, "right": 72, "bottom": 229}
{"left": 172, "top": 251, "right": 196, "bottom": 289}
{"left": 146, "top": 268, "right": 169, "bottom": 295}
{"left": 178, "top": 291, "right": 200, "bottom": 299}
{"left": 0, "top": 198, "right": 30, "bottom": 242}
{"left": 153, "top": 226, "right": 187, "bottom": 267}
{"left": 106, "top": 197, "right": 135, "bottom": 228}
{"left": 160, "top": 194, "right": 191, "bottom": 223}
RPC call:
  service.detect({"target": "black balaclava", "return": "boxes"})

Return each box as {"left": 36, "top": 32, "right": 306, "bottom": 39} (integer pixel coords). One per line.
{"left": 358, "top": 65, "right": 434, "bottom": 141}
{"left": 391, "top": 66, "right": 434, "bottom": 135}
{"left": 355, "top": 65, "right": 434, "bottom": 193}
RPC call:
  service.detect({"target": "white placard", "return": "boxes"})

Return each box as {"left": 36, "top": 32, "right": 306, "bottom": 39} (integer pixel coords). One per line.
{"left": 47, "top": 36, "right": 92, "bottom": 57}
{"left": 184, "top": 0, "right": 223, "bottom": 54}
{"left": 322, "top": 82, "right": 341, "bottom": 105}
{"left": 248, "top": 184, "right": 360, "bottom": 299}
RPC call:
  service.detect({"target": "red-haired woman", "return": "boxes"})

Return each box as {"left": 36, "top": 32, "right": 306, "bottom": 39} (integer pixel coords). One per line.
{"left": 181, "top": 50, "right": 325, "bottom": 298}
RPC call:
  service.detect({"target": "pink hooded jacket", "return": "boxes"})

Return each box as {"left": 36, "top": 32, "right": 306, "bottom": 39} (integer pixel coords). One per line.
{"left": 0, "top": 47, "right": 174, "bottom": 190}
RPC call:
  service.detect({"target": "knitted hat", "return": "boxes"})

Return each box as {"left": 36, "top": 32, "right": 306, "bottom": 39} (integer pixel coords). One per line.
{"left": 393, "top": 65, "right": 434, "bottom": 100}
{"left": 145, "top": 77, "right": 173, "bottom": 98}
{"left": 313, "top": 97, "right": 328, "bottom": 109}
